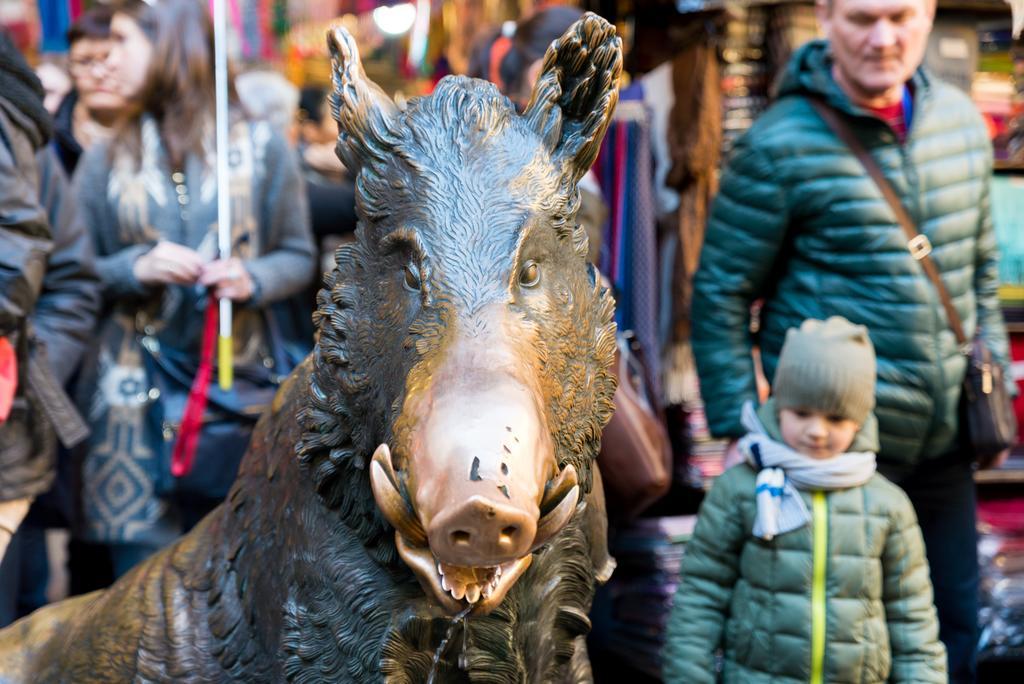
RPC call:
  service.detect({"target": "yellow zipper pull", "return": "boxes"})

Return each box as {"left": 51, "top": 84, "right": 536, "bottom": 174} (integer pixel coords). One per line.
{"left": 811, "top": 491, "right": 828, "bottom": 684}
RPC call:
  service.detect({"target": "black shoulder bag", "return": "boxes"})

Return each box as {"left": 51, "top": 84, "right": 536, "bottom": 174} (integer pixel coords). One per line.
{"left": 140, "top": 303, "right": 297, "bottom": 500}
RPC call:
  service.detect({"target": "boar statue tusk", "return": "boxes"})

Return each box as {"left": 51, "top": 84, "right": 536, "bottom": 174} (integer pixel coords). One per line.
{"left": 369, "top": 443, "right": 428, "bottom": 546}
{"left": 539, "top": 463, "right": 578, "bottom": 515}
{"left": 532, "top": 483, "right": 580, "bottom": 552}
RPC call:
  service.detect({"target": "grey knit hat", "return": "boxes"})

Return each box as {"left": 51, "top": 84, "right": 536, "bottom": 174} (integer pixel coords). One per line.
{"left": 772, "top": 316, "right": 877, "bottom": 425}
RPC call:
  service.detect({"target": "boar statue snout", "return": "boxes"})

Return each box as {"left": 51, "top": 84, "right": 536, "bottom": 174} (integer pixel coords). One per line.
{"left": 432, "top": 495, "right": 536, "bottom": 564}
{"left": 370, "top": 377, "right": 581, "bottom": 613}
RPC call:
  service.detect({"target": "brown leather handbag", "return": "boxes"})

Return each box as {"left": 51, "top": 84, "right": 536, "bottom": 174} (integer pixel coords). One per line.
{"left": 809, "top": 97, "right": 1018, "bottom": 468}
{"left": 599, "top": 331, "right": 673, "bottom": 520}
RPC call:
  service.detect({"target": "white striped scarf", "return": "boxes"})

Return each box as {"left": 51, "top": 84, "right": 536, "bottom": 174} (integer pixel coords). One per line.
{"left": 738, "top": 402, "right": 876, "bottom": 541}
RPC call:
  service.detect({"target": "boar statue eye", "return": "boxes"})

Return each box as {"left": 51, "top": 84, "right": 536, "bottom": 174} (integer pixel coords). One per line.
{"left": 519, "top": 260, "right": 541, "bottom": 288}
{"left": 403, "top": 263, "right": 422, "bottom": 292}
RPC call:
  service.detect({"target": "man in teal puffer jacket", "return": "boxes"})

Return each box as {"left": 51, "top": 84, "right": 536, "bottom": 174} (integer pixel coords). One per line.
{"left": 690, "top": 0, "right": 1012, "bottom": 680}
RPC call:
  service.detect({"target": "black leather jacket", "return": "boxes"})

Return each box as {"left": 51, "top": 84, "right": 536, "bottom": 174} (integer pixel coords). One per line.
{"left": 0, "top": 102, "right": 50, "bottom": 335}
{"left": 0, "top": 100, "right": 99, "bottom": 502}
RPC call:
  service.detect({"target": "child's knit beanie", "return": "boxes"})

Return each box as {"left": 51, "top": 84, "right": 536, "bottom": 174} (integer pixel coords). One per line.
{"left": 772, "top": 316, "right": 876, "bottom": 425}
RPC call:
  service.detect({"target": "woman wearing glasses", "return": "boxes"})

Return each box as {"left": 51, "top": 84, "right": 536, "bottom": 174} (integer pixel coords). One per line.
{"left": 51, "top": 5, "right": 125, "bottom": 175}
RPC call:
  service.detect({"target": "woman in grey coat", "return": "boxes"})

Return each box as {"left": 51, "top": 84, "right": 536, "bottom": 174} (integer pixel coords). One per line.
{"left": 72, "top": 0, "right": 315, "bottom": 576}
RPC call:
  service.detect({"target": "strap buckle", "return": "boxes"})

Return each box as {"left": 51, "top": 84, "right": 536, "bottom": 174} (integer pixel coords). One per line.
{"left": 907, "top": 234, "right": 932, "bottom": 260}
{"left": 981, "top": 363, "right": 993, "bottom": 395}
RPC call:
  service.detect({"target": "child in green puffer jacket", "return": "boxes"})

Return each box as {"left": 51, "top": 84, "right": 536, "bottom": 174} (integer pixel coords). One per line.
{"left": 662, "top": 317, "right": 946, "bottom": 683}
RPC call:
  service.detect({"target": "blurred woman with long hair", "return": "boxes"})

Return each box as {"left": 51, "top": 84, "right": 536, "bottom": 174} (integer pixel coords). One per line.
{"left": 73, "top": 0, "right": 315, "bottom": 578}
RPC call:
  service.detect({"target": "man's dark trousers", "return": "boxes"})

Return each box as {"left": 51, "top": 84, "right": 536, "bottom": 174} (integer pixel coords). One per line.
{"left": 894, "top": 451, "right": 979, "bottom": 684}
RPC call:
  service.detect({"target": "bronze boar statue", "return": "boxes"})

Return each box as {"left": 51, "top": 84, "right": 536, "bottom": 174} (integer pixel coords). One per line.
{"left": 0, "top": 13, "right": 621, "bottom": 683}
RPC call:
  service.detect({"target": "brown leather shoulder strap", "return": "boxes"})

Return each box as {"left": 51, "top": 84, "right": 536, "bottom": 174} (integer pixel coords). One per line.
{"left": 806, "top": 96, "right": 968, "bottom": 347}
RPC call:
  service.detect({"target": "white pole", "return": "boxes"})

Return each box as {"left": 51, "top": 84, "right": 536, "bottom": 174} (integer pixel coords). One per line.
{"left": 212, "top": 0, "right": 233, "bottom": 390}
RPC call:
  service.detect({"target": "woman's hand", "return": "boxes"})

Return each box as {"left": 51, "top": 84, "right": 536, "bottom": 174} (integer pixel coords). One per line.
{"left": 132, "top": 240, "right": 204, "bottom": 286}
{"left": 199, "top": 257, "right": 255, "bottom": 302}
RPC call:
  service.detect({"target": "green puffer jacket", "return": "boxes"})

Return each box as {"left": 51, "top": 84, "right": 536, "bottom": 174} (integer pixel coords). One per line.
{"left": 662, "top": 414, "right": 946, "bottom": 683}
{"left": 691, "top": 40, "right": 1011, "bottom": 477}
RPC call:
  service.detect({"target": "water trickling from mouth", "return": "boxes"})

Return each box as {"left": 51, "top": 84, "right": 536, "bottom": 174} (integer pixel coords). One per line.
{"left": 426, "top": 605, "right": 473, "bottom": 684}
{"left": 459, "top": 613, "right": 469, "bottom": 669}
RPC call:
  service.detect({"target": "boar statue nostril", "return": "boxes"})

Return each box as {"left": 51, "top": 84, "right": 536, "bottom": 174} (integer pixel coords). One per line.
{"left": 429, "top": 495, "right": 537, "bottom": 566}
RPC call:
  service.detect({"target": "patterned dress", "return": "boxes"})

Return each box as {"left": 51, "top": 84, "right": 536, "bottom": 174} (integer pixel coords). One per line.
{"left": 72, "top": 115, "right": 315, "bottom": 547}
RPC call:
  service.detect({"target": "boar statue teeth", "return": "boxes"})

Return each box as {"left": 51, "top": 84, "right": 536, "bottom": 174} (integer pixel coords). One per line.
{"left": 0, "top": 12, "right": 621, "bottom": 683}
{"left": 396, "top": 532, "right": 535, "bottom": 614}
{"left": 374, "top": 440, "right": 581, "bottom": 614}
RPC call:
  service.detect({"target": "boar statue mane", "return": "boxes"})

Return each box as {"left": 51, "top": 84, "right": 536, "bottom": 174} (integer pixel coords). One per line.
{"left": 0, "top": 13, "right": 621, "bottom": 683}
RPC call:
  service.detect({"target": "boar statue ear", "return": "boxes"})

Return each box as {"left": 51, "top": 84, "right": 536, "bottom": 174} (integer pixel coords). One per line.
{"left": 522, "top": 13, "right": 622, "bottom": 185}
{"left": 327, "top": 27, "right": 398, "bottom": 173}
